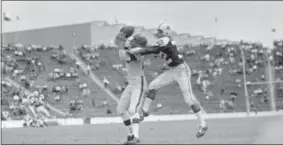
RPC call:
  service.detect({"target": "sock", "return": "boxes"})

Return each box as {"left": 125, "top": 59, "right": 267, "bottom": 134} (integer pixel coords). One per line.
{"left": 195, "top": 111, "right": 206, "bottom": 127}
{"left": 121, "top": 111, "right": 133, "bottom": 135}
{"left": 131, "top": 123, "right": 139, "bottom": 138}
{"left": 191, "top": 104, "right": 206, "bottom": 127}
{"left": 131, "top": 113, "right": 140, "bottom": 138}
{"left": 142, "top": 90, "right": 156, "bottom": 113}
{"left": 142, "top": 98, "right": 152, "bottom": 113}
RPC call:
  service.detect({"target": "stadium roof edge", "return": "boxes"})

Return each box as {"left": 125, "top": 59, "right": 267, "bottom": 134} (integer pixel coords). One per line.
{"left": 3, "top": 20, "right": 115, "bottom": 34}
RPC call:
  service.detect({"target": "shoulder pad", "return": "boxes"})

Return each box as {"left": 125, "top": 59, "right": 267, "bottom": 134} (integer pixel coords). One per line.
{"left": 156, "top": 37, "right": 170, "bottom": 47}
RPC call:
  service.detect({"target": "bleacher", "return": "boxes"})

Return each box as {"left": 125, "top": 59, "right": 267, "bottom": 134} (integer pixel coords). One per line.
{"left": 76, "top": 40, "right": 283, "bottom": 114}
{"left": 1, "top": 45, "right": 116, "bottom": 119}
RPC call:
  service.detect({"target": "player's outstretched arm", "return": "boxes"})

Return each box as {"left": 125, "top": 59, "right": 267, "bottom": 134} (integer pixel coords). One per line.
{"left": 127, "top": 37, "right": 170, "bottom": 55}
{"left": 127, "top": 45, "right": 162, "bottom": 55}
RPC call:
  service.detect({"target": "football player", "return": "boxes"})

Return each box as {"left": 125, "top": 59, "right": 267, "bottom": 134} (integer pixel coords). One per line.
{"left": 115, "top": 26, "right": 147, "bottom": 144}
{"left": 126, "top": 23, "right": 208, "bottom": 138}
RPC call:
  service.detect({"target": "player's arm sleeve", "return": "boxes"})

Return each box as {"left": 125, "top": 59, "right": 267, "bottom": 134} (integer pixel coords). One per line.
{"left": 127, "top": 37, "right": 170, "bottom": 55}
{"left": 140, "top": 46, "right": 163, "bottom": 55}
{"left": 126, "top": 46, "right": 162, "bottom": 55}
{"left": 139, "top": 37, "right": 170, "bottom": 55}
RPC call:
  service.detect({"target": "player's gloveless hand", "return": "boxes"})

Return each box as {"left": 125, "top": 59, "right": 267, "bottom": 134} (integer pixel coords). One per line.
{"left": 161, "top": 64, "right": 170, "bottom": 71}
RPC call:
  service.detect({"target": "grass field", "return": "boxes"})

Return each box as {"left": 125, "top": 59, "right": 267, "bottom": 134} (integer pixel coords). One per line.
{"left": 2, "top": 115, "right": 283, "bottom": 144}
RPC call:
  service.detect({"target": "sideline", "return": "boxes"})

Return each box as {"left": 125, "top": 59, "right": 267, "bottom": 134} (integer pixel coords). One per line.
{"left": 2, "top": 111, "right": 282, "bottom": 128}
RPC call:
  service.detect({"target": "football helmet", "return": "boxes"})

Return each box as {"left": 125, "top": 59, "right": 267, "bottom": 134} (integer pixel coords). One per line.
{"left": 154, "top": 22, "right": 171, "bottom": 38}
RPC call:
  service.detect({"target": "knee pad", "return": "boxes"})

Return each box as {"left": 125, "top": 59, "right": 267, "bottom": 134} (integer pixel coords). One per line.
{"left": 191, "top": 104, "right": 201, "bottom": 113}
{"left": 132, "top": 118, "right": 140, "bottom": 124}
{"left": 131, "top": 113, "right": 141, "bottom": 124}
{"left": 123, "top": 119, "right": 131, "bottom": 126}
{"left": 146, "top": 89, "right": 157, "bottom": 100}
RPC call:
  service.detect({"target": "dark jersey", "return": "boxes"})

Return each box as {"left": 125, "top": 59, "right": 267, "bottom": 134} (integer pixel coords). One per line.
{"left": 140, "top": 37, "right": 184, "bottom": 67}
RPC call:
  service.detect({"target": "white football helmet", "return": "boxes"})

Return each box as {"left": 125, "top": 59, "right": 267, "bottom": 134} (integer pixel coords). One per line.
{"left": 154, "top": 22, "right": 171, "bottom": 38}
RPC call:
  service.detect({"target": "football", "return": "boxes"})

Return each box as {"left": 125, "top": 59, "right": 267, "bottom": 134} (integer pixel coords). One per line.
{"left": 120, "top": 26, "right": 135, "bottom": 38}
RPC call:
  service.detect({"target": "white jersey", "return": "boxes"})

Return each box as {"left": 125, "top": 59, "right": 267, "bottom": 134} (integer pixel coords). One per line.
{"left": 125, "top": 47, "right": 145, "bottom": 79}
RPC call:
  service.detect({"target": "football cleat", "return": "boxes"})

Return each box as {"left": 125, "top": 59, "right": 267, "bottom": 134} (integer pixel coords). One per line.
{"left": 123, "top": 135, "right": 134, "bottom": 145}
{"left": 196, "top": 124, "right": 208, "bottom": 138}
{"left": 124, "top": 137, "right": 140, "bottom": 145}
{"left": 125, "top": 135, "right": 134, "bottom": 142}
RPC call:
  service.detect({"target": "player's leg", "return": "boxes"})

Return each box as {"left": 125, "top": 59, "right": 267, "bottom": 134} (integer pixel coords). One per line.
{"left": 127, "top": 76, "right": 146, "bottom": 143}
{"left": 175, "top": 63, "right": 208, "bottom": 138}
{"left": 142, "top": 70, "right": 174, "bottom": 115}
{"left": 116, "top": 86, "right": 133, "bottom": 139}
{"left": 139, "top": 76, "right": 148, "bottom": 112}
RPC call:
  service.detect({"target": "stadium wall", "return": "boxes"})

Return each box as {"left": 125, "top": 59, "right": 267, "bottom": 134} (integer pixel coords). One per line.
{"left": 90, "top": 21, "right": 122, "bottom": 45}
{"left": 3, "top": 21, "right": 217, "bottom": 51}
{"left": 2, "top": 22, "right": 92, "bottom": 54}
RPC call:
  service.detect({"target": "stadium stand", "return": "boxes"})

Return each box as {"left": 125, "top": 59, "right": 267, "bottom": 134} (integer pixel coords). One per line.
{"left": 1, "top": 35, "right": 283, "bottom": 120}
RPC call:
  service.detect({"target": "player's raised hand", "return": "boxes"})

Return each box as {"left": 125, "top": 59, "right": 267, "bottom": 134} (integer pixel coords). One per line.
{"left": 115, "top": 26, "right": 135, "bottom": 49}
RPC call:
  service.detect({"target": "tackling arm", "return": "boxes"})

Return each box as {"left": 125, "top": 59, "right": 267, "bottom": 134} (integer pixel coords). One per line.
{"left": 127, "top": 37, "right": 170, "bottom": 55}
{"left": 127, "top": 46, "right": 162, "bottom": 55}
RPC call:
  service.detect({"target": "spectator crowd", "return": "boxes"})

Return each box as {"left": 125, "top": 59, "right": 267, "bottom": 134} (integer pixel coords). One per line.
{"left": 2, "top": 39, "right": 283, "bottom": 122}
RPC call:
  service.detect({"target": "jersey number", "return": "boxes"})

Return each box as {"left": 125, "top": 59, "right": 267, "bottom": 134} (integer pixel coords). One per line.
{"left": 157, "top": 39, "right": 164, "bottom": 46}
{"left": 178, "top": 54, "right": 183, "bottom": 59}
{"left": 159, "top": 52, "right": 172, "bottom": 64}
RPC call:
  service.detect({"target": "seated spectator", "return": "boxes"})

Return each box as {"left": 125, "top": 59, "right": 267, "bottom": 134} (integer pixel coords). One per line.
{"left": 54, "top": 95, "right": 61, "bottom": 102}
{"left": 103, "top": 77, "right": 110, "bottom": 88}
{"left": 205, "top": 91, "right": 213, "bottom": 100}
{"left": 220, "top": 100, "right": 226, "bottom": 111}
{"left": 106, "top": 108, "right": 113, "bottom": 116}
{"left": 230, "top": 92, "right": 237, "bottom": 101}
{"left": 69, "top": 100, "right": 83, "bottom": 112}
{"left": 14, "top": 50, "right": 25, "bottom": 57}
{"left": 79, "top": 82, "right": 88, "bottom": 90}
{"left": 81, "top": 88, "right": 91, "bottom": 98}
{"left": 52, "top": 85, "right": 68, "bottom": 94}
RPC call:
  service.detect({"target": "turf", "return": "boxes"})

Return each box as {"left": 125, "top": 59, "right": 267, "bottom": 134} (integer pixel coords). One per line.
{"left": 2, "top": 115, "right": 283, "bottom": 144}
